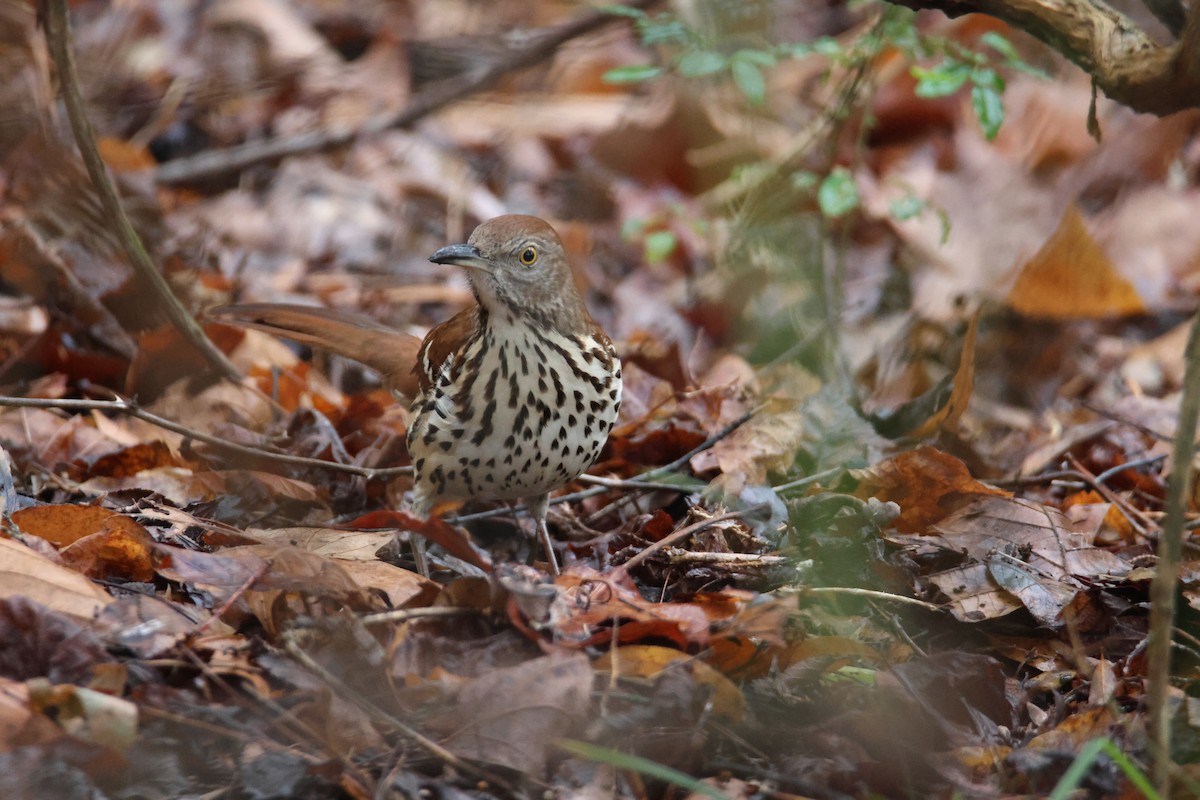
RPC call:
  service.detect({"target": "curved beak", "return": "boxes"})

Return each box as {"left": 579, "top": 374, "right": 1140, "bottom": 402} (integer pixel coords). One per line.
{"left": 429, "top": 243, "right": 491, "bottom": 272}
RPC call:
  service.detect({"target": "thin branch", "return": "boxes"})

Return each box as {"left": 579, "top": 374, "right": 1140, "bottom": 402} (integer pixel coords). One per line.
{"left": 154, "top": 0, "right": 659, "bottom": 184}
{"left": 1147, "top": 311, "right": 1200, "bottom": 794}
{"left": 800, "top": 586, "right": 945, "bottom": 612}
{"left": 0, "top": 395, "right": 411, "bottom": 480}
{"left": 615, "top": 506, "right": 769, "bottom": 574}
{"left": 358, "top": 606, "right": 482, "bottom": 627}
{"left": 41, "top": 0, "right": 241, "bottom": 381}
{"left": 663, "top": 549, "right": 788, "bottom": 567}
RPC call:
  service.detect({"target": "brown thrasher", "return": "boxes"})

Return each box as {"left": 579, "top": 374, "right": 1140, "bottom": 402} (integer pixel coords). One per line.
{"left": 214, "top": 215, "right": 622, "bottom": 574}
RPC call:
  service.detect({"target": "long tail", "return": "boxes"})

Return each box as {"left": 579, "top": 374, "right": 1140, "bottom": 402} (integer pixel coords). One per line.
{"left": 210, "top": 303, "right": 421, "bottom": 399}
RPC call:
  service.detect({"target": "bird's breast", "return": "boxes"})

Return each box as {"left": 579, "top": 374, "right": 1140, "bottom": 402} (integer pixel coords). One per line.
{"left": 406, "top": 321, "right": 622, "bottom": 510}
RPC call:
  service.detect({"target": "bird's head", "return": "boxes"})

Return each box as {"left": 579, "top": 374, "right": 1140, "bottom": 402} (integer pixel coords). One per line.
{"left": 429, "top": 215, "right": 589, "bottom": 333}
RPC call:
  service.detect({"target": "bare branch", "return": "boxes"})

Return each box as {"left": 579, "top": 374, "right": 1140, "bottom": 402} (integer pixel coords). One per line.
{"left": 0, "top": 394, "right": 411, "bottom": 480}
{"left": 153, "top": 0, "right": 659, "bottom": 185}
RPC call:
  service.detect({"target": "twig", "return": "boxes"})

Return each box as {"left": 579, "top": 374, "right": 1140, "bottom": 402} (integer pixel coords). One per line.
{"left": 154, "top": 0, "right": 659, "bottom": 184}
{"left": 1148, "top": 309, "right": 1200, "bottom": 793}
{"left": 774, "top": 466, "right": 843, "bottom": 495}
{"left": 358, "top": 606, "right": 481, "bottom": 626}
{"left": 663, "top": 549, "right": 787, "bottom": 567}
{"left": 616, "top": 506, "right": 769, "bottom": 575}
{"left": 41, "top": 0, "right": 241, "bottom": 382}
{"left": 577, "top": 475, "right": 705, "bottom": 492}
{"left": 1065, "top": 455, "right": 1152, "bottom": 535}
{"left": 1093, "top": 454, "right": 1166, "bottom": 487}
{"left": 0, "top": 395, "right": 411, "bottom": 480}
{"left": 799, "top": 586, "right": 943, "bottom": 613}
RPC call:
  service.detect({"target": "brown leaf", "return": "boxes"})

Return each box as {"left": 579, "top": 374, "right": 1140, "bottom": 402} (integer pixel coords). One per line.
{"left": 1007, "top": 206, "right": 1144, "bottom": 319}
{"left": 442, "top": 652, "right": 592, "bottom": 775}
{"left": 536, "top": 567, "right": 711, "bottom": 650}
{"left": 904, "top": 497, "right": 1130, "bottom": 624}
{"left": 0, "top": 538, "right": 113, "bottom": 619}
{"left": 855, "top": 446, "right": 1008, "bottom": 534}
{"left": 13, "top": 505, "right": 155, "bottom": 582}
{"left": 0, "top": 596, "right": 115, "bottom": 683}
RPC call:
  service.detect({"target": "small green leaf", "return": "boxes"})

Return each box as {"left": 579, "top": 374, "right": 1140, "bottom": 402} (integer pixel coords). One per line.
{"left": 644, "top": 230, "right": 677, "bottom": 263}
{"left": 888, "top": 194, "right": 924, "bottom": 220}
{"left": 791, "top": 170, "right": 818, "bottom": 191}
{"left": 735, "top": 48, "right": 776, "bottom": 67}
{"left": 817, "top": 167, "right": 859, "bottom": 218}
{"left": 826, "top": 666, "right": 878, "bottom": 686}
{"left": 641, "top": 17, "right": 688, "bottom": 45}
{"left": 677, "top": 50, "right": 725, "bottom": 77}
{"left": 602, "top": 64, "right": 663, "bottom": 84}
{"left": 912, "top": 62, "right": 969, "bottom": 97}
{"left": 979, "top": 31, "right": 1019, "bottom": 61}
{"left": 813, "top": 37, "right": 841, "bottom": 57}
{"left": 969, "top": 66, "right": 1004, "bottom": 92}
{"left": 731, "top": 58, "right": 766, "bottom": 105}
{"left": 559, "top": 740, "right": 727, "bottom": 800}
{"left": 971, "top": 84, "right": 1005, "bottom": 140}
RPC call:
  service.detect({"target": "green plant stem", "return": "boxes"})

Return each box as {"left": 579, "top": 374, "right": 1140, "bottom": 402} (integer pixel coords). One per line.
{"left": 1146, "top": 308, "right": 1200, "bottom": 793}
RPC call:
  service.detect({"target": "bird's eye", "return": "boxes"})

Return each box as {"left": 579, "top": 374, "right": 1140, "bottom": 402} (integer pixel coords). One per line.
{"left": 518, "top": 246, "right": 538, "bottom": 266}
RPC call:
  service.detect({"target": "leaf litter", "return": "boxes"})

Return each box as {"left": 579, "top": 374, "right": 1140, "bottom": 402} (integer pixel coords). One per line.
{"left": 0, "top": 1, "right": 1198, "bottom": 798}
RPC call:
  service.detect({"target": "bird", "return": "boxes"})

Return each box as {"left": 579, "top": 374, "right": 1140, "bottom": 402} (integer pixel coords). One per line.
{"left": 213, "top": 215, "right": 623, "bottom": 575}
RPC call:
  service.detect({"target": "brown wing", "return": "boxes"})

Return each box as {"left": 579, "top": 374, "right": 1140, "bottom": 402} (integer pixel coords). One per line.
{"left": 414, "top": 306, "right": 482, "bottom": 395}
{"left": 210, "top": 303, "right": 423, "bottom": 399}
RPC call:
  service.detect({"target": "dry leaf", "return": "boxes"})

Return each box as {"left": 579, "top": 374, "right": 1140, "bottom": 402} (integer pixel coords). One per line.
{"left": 1007, "top": 205, "right": 1144, "bottom": 318}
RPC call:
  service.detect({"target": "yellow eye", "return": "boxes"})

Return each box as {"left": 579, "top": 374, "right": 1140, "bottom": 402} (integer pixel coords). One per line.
{"left": 518, "top": 246, "right": 538, "bottom": 266}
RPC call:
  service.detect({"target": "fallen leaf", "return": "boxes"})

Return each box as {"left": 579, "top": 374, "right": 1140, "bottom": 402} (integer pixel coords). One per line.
{"left": 0, "top": 538, "right": 113, "bottom": 619}
{"left": 1007, "top": 205, "right": 1144, "bottom": 318}
{"left": 441, "top": 652, "right": 592, "bottom": 775}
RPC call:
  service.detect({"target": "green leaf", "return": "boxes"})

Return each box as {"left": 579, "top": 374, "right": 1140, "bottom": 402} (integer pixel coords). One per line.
{"left": 1049, "top": 738, "right": 1160, "bottom": 800}
{"left": 602, "top": 64, "right": 663, "bottom": 84}
{"left": 979, "top": 31, "right": 1019, "bottom": 61}
{"left": 936, "top": 207, "right": 951, "bottom": 244}
{"left": 677, "top": 50, "right": 725, "bottom": 77}
{"left": 641, "top": 17, "right": 689, "bottom": 46}
{"left": 735, "top": 48, "right": 777, "bottom": 67}
{"left": 791, "top": 170, "right": 818, "bottom": 191}
{"left": 559, "top": 740, "right": 727, "bottom": 800}
{"left": 644, "top": 230, "right": 677, "bottom": 263}
{"left": 731, "top": 58, "right": 766, "bottom": 105}
{"left": 813, "top": 37, "right": 842, "bottom": 57}
{"left": 912, "top": 62, "right": 969, "bottom": 97}
{"left": 971, "top": 83, "right": 1004, "bottom": 140}
{"left": 969, "top": 66, "right": 1004, "bottom": 92}
{"left": 888, "top": 194, "right": 924, "bottom": 220}
{"left": 817, "top": 168, "right": 859, "bottom": 218}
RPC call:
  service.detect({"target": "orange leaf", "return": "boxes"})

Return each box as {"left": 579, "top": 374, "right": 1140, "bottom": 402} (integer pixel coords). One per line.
{"left": 1007, "top": 205, "right": 1144, "bottom": 318}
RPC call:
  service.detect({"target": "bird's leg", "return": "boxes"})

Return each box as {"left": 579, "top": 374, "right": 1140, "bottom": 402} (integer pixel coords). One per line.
{"left": 408, "top": 533, "right": 429, "bottom": 577}
{"left": 526, "top": 493, "right": 560, "bottom": 576}
{"left": 405, "top": 494, "right": 431, "bottom": 577}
